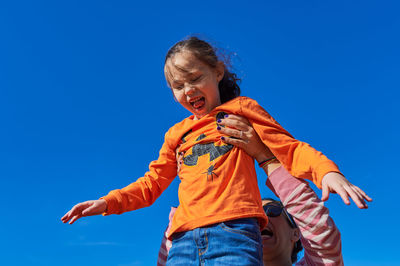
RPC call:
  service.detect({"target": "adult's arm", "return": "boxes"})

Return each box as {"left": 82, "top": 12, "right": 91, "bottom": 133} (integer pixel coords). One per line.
{"left": 267, "top": 165, "right": 344, "bottom": 266}
{"left": 157, "top": 207, "right": 176, "bottom": 266}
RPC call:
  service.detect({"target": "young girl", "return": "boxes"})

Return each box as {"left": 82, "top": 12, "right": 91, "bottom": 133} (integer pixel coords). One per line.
{"left": 62, "top": 37, "right": 370, "bottom": 265}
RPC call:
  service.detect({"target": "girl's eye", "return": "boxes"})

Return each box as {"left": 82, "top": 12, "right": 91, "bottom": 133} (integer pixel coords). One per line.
{"left": 174, "top": 85, "right": 184, "bottom": 90}
{"left": 191, "top": 75, "right": 202, "bottom": 83}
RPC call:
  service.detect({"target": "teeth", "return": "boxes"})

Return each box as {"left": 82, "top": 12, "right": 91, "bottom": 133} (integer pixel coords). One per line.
{"left": 190, "top": 97, "right": 202, "bottom": 104}
{"left": 190, "top": 97, "right": 205, "bottom": 109}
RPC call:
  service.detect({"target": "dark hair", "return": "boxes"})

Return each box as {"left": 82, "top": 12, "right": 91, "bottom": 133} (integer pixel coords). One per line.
{"left": 164, "top": 36, "right": 241, "bottom": 104}
{"left": 262, "top": 198, "right": 303, "bottom": 263}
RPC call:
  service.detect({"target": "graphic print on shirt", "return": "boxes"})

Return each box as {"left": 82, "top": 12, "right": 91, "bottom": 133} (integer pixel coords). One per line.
{"left": 183, "top": 142, "right": 233, "bottom": 166}
{"left": 180, "top": 129, "right": 192, "bottom": 143}
{"left": 202, "top": 164, "right": 218, "bottom": 181}
{"left": 180, "top": 112, "right": 233, "bottom": 181}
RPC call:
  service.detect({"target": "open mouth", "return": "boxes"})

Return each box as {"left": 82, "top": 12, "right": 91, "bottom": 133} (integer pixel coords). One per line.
{"left": 189, "top": 97, "right": 205, "bottom": 110}
{"left": 261, "top": 228, "right": 273, "bottom": 237}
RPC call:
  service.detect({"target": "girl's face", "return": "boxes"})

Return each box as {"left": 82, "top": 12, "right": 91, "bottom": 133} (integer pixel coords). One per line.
{"left": 165, "top": 51, "right": 224, "bottom": 120}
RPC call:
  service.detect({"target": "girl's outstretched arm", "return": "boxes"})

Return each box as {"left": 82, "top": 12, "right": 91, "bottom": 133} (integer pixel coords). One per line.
{"left": 61, "top": 199, "right": 107, "bottom": 224}
{"left": 218, "top": 114, "right": 372, "bottom": 208}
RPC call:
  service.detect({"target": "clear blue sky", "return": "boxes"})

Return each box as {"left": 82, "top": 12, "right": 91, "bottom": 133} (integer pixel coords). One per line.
{"left": 1, "top": 1, "right": 398, "bottom": 265}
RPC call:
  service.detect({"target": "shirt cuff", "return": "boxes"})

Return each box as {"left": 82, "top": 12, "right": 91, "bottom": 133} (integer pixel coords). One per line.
{"left": 314, "top": 161, "right": 342, "bottom": 188}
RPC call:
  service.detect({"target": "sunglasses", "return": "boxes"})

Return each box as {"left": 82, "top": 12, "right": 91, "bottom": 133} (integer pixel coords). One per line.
{"left": 263, "top": 202, "right": 297, "bottom": 229}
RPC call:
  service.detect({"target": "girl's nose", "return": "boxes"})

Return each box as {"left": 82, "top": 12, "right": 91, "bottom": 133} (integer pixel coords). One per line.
{"left": 184, "top": 84, "right": 195, "bottom": 95}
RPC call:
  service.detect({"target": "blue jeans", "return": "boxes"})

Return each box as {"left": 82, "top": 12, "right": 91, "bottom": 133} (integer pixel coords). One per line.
{"left": 166, "top": 218, "right": 262, "bottom": 266}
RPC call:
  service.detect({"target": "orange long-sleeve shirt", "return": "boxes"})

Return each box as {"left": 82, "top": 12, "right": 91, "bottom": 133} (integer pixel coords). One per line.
{"left": 101, "top": 96, "right": 340, "bottom": 237}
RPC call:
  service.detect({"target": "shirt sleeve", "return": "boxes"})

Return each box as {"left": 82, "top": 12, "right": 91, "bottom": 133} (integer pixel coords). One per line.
{"left": 266, "top": 166, "right": 344, "bottom": 266}
{"left": 240, "top": 97, "right": 340, "bottom": 188}
{"left": 101, "top": 130, "right": 178, "bottom": 215}
{"left": 157, "top": 207, "right": 176, "bottom": 266}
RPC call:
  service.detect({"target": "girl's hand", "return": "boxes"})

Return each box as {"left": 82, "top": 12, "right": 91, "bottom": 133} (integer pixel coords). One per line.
{"left": 217, "top": 114, "right": 273, "bottom": 163}
{"left": 61, "top": 199, "right": 107, "bottom": 224}
{"left": 321, "top": 172, "right": 372, "bottom": 209}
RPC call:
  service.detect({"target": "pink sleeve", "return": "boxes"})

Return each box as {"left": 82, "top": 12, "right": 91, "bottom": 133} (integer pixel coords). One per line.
{"left": 266, "top": 166, "right": 344, "bottom": 266}
{"left": 157, "top": 207, "right": 176, "bottom": 266}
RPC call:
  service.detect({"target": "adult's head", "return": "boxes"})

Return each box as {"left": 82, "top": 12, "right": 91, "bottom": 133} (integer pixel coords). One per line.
{"left": 262, "top": 198, "right": 303, "bottom": 265}
{"left": 164, "top": 36, "right": 241, "bottom": 105}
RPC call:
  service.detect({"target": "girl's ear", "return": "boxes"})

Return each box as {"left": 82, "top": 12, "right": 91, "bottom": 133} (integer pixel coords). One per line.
{"left": 291, "top": 228, "right": 300, "bottom": 242}
{"left": 216, "top": 61, "right": 225, "bottom": 82}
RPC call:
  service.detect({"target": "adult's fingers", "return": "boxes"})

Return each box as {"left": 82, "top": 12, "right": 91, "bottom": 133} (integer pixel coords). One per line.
{"left": 220, "top": 135, "right": 247, "bottom": 149}
{"left": 218, "top": 116, "right": 250, "bottom": 132}
{"left": 221, "top": 114, "right": 251, "bottom": 126}
{"left": 218, "top": 126, "right": 245, "bottom": 140}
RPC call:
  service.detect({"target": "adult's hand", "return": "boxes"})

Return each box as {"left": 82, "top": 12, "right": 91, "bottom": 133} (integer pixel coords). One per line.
{"left": 217, "top": 114, "right": 273, "bottom": 163}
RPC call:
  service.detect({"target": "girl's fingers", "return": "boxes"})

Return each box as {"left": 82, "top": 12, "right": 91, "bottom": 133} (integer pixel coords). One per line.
{"left": 352, "top": 190, "right": 367, "bottom": 208}
{"left": 347, "top": 184, "right": 364, "bottom": 200}
{"left": 61, "top": 211, "right": 70, "bottom": 222}
{"left": 82, "top": 203, "right": 98, "bottom": 216}
{"left": 353, "top": 186, "right": 368, "bottom": 205}
{"left": 69, "top": 205, "right": 82, "bottom": 217}
{"left": 69, "top": 215, "right": 81, "bottom": 225}
{"left": 344, "top": 185, "right": 366, "bottom": 209}
{"left": 344, "top": 184, "right": 371, "bottom": 208}
{"left": 321, "top": 182, "right": 330, "bottom": 201}
{"left": 62, "top": 202, "right": 87, "bottom": 223}
{"left": 62, "top": 211, "right": 73, "bottom": 222}
{"left": 321, "top": 172, "right": 371, "bottom": 208}
{"left": 82, "top": 207, "right": 93, "bottom": 216}
{"left": 334, "top": 185, "right": 351, "bottom": 205}
{"left": 62, "top": 208, "right": 76, "bottom": 223}
{"left": 354, "top": 186, "right": 373, "bottom": 202}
